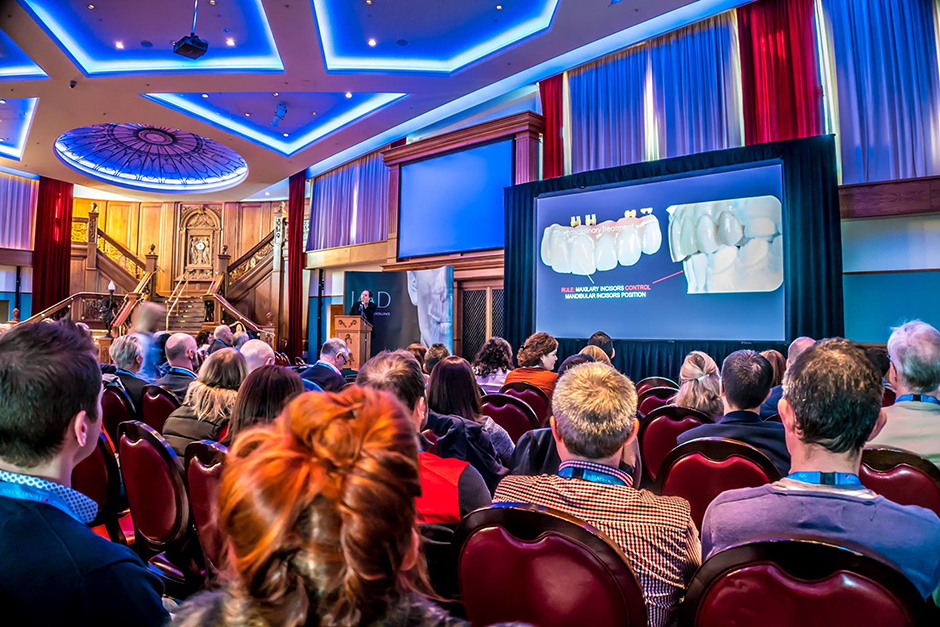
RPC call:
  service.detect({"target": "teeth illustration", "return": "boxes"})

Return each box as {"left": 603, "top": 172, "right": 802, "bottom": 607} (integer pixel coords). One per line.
{"left": 569, "top": 233, "right": 596, "bottom": 276}
{"left": 667, "top": 195, "right": 783, "bottom": 294}
{"left": 639, "top": 215, "right": 662, "bottom": 255}
{"left": 540, "top": 226, "right": 555, "bottom": 266}
{"left": 617, "top": 225, "right": 642, "bottom": 267}
{"left": 594, "top": 233, "right": 618, "bottom": 272}
{"left": 549, "top": 228, "right": 571, "bottom": 274}
{"left": 539, "top": 211, "right": 663, "bottom": 275}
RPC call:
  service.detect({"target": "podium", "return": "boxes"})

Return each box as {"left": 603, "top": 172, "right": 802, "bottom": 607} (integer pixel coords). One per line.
{"left": 335, "top": 316, "right": 372, "bottom": 370}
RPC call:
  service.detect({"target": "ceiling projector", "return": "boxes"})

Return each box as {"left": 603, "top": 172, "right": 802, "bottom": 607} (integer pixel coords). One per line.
{"left": 173, "top": 34, "right": 208, "bottom": 59}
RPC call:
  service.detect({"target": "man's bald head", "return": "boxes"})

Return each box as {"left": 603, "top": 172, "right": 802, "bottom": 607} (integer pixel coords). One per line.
{"left": 165, "top": 333, "right": 197, "bottom": 369}
{"left": 241, "top": 339, "right": 275, "bottom": 373}
{"left": 787, "top": 337, "right": 815, "bottom": 368}
{"left": 214, "top": 325, "right": 233, "bottom": 344}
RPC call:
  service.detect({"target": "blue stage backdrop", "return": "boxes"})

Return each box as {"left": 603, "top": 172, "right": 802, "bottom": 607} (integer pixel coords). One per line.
{"left": 346, "top": 267, "right": 454, "bottom": 356}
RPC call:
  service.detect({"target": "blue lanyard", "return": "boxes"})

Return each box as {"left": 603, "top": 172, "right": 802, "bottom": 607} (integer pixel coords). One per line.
{"left": 558, "top": 465, "right": 629, "bottom": 487}
{"left": 894, "top": 394, "right": 940, "bottom": 406}
{"left": 788, "top": 471, "right": 862, "bottom": 487}
{"left": 168, "top": 367, "right": 196, "bottom": 378}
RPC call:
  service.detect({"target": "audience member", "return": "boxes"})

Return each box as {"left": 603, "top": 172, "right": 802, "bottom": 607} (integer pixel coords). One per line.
{"left": 678, "top": 350, "right": 789, "bottom": 475}
{"left": 472, "top": 337, "right": 514, "bottom": 394}
{"left": 300, "top": 337, "right": 350, "bottom": 392}
{"left": 194, "top": 329, "right": 211, "bottom": 352}
{"left": 163, "top": 348, "right": 246, "bottom": 455}
{"left": 579, "top": 344, "right": 611, "bottom": 366}
{"left": 406, "top": 342, "right": 428, "bottom": 373}
{"left": 227, "top": 365, "right": 303, "bottom": 443}
{"left": 74, "top": 321, "right": 91, "bottom": 337}
{"left": 702, "top": 338, "right": 940, "bottom": 598}
{"left": 760, "top": 336, "right": 814, "bottom": 418}
{"left": 232, "top": 330, "right": 249, "bottom": 349}
{"left": 866, "top": 346, "right": 891, "bottom": 382}
{"left": 153, "top": 333, "right": 200, "bottom": 400}
{"left": 129, "top": 301, "right": 165, "bottom": 382}
{"left": 504, "top": 332, "right": 559, "bottom": 399}
{"left": 587, "top": 330, "right": 615, "bottom": 359}
{"left": 495, "top": 363, "right": 699, "bottom": 626}
{"left": 240, "top": 338, "right": 275, "bottom": 373}
{"left": 0, "top": 321, "right": 167, "bottom": 625}
{"left": 108, "top": 334, "right": 148, "bottom": 414}
{"left": 428, "top": 356, "right": 515, "bottom": 466}
{"left": 556, "top": 353, "right": 595, "bottom": 379}
{"left": 357, "top": 351, "right": 490, "bottom": 523}
{"left": 674, "top": 350, "right": 722, "bottom": 419}
{"left": 207, "top": 324, "right": 234, "bottom": 355}
{"left": 760, "top": 349, "right": 786, "bottom": 388}
{"left": 172, "top": 387, "right": 462, "bottom": 627}
{"left": 871, "top": 321, "right": 940, "bottom": 466}
{"left": 152, "top": 331, "right": 171, "bottom": 378}
{"left": 424, "top": 343, "right": 450, "bottom": 374}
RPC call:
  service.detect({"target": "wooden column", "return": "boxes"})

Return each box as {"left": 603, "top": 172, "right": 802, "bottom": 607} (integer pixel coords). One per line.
{"left": 217, "top": 246, "right": 231, "bottom": 296}
{"left": 84, "top": 204, "right": 99, "bottom": 292}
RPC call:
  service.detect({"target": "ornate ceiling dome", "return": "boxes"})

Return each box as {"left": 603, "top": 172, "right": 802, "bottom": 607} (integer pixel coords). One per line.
{"left": 54, "top": 123, "right": 248, "bottom": 194}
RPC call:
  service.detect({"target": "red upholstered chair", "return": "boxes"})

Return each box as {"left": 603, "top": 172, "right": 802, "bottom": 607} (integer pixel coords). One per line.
{"left": 764, "top": 414, "right": 782, "bottom": 423}
{"left": 654, "top": 438, "right": 780, "bottom": 529}
{"left": 118, "top": 421, "right": 201, "bottom": 595}
{"left": 636, "top": 376, "right": 678, "bottom": 397}
{"left": 882, "top": 388, "right": 897, "bottom": 407}
{"left": 141, "top": 385, "right": 181, "bottom": 433}
{"left": 72, "top": 431, "right": 133, "bottom": 545}
{"left": 184, "top": 440, "right": 228, "bottom": 576}
{"left": 637, "top": 386, "right": 677, "bottom": 417}
{"left": 480, "top": 393, "right": 541, "bottom": 443}
{"left": 499, "top": 381, "right": 552, "bottom": 425}
{"left": 455, "top": 503, "right": 647, "bottom": 627}
{"left": 680, "top": 538, "right": 929, "bottom": 627}
{"left": 638, "top": 405, "right": 713, "bottom": 483}
{"left": 860, "top": 446, "right": 940, "bottom": 519}
{"left": 101, "top": 385, "right": 134, "bottom": 444}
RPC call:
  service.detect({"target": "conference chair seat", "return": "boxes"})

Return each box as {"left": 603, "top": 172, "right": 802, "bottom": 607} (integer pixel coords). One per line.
{"left": 636, "top": 376, "right": 679, "bottom": 397}
{"left": 480, "top": 393, "right": 541, "bottom": 443}
{"left": 499, "top": 381, "right": 552, "bottom": 425}
{"left": 72, "top": 431, "right": 133, "bottom": 545}
{"left": 637, "top": 386, "right": 678, "bottom": 417}
{"left": 101, "top": 385, "right": 135, "bottom": 444}
{"left": 184, "top": 440, "right": 228, "bottom": 577}
{"left": 638, "top": 405, "right": 712, "bottom": 483}
{"left": 860, "top": 446, "right": 940, "bottom": 519}
{"left": 141, "top": 385, "right": 181, "bottom": 434}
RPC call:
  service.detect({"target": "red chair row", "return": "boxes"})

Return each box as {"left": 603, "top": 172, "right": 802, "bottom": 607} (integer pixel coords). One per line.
{"left": 481, "top": 393, "right": 540, "bottom": 443}
{"left": 101, "top": 384, "right": 180, "bottom": 443}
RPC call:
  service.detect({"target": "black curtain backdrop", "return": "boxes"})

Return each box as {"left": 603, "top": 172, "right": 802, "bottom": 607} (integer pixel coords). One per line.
{"left": 504, "top": 135, "right": 842, "bottom": 382}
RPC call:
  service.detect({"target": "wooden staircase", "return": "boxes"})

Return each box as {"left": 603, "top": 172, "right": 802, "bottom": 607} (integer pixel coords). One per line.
{"left": 166, "top": 296, "right": 204, "bottom": 334}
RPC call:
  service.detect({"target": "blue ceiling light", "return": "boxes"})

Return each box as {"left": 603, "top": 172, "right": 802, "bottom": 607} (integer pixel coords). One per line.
{"left": 312, "top": 0, "right": 560, "bottom": 73}
{"left": 0, "top": 97, "right": 40, "bottom": 161}
{"left": 17, "top": 0, "right": 282, "bottom": 76}
{"left": 142, "top": 91, "right": 405, "bottom": 156}
{"left": 54, "top": 123, "right": 249, "bottom": 193}
{"left": 0, "top": 30, "right": 47, "bottom": 80}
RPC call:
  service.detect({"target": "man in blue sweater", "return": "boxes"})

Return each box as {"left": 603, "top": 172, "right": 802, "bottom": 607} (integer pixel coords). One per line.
{"left": 0, "top": 321, "right": 167, "bottom": 625}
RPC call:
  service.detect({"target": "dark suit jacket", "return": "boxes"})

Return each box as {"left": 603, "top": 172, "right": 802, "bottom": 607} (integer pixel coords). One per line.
{"left": 153, "top": 368, "right": 197, "bottom": 401}
{"left": 349, "top": 300, "right": 377, "bottom": 324}
{"left": 510, "top": 427, "right": 638, "bottom": 481}
{"left": 207, "top": 338, "right": 231, "bottom": 354}
{"left": 677, "top": 410, "right": 791, "bottom": 477}
{"left": 299, "top": 362, "right": 346, "bottom": 392}
{"left": 760, "top": 385, "right": 784, "bottom": 419}
{"left": 116, "top": 370, "right": 147, "bottom": 417}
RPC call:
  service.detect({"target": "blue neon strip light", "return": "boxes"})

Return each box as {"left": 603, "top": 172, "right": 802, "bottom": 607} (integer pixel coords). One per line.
{"left": 0, "top": 98, "right": 39, "bottom": 161}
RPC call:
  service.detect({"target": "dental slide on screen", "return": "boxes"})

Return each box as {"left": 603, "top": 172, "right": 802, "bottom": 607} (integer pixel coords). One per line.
{"left": 539, "top": 210, "right": 662, "bottom": 275}
{"left": 667, "top": 195, "right": 782, "bottom": 294}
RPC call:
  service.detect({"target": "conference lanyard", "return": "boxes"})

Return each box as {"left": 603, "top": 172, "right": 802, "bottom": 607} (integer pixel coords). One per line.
{"left": 787, "top": 472, "right": 862, "bottom": 487}
{"left": 894, "top": 394, "right": 940, "bottom": 407}
{"left": 558, "top": 465, "right": 630, "bottom": 487}
{"left": 167, "top": 367, "right": 196, "bottom": 379}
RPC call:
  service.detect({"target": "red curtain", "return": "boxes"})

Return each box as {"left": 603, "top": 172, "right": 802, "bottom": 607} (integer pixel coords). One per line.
{"left": 32, "top": 177, "right": 74, "bottom": 312}
{"left": 286, "top": 171, "right": 306, "bottom": 359}
{"left": 539, "top": 74, "right": 564, "bottom": 179}
{"left": 738, "top": 0, "right": 823, "bottom": 145}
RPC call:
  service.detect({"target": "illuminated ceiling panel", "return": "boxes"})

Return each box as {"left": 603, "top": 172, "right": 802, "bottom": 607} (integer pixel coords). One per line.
{"left": 0, "top": 29, "right": 47, "bottom": 80}
{"left": 0, "top": 97, "right": 40, "bottom": 160}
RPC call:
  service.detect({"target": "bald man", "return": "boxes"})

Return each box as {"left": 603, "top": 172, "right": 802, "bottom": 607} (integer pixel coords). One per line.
{"left": 241, "top": 339, "right": 275, "bottom": 373}
{"left": 207, "top": 325, "right": 233, "bottom": 355}
{"left": 153, "top": 333, "right": 199, "bottom": 400}
{"left": 760, "top": 336, "right": 815, "bottom": 419}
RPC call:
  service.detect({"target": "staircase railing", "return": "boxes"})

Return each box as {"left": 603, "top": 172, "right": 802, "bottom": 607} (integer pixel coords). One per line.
{"left": 228, "top": 230, "right": 275, "bottom": 285}
{"left": 96, "top": 229, "right": 146, "bottom": 280}
{"left": 165, "top": 275, "right": 190, "bottom": 330}
{"left": 203, "top": 291, "right": 275, "bottom": 346}
{"left": 109, "top": 269, "right": 157, "bottom": 336}
{"left": 23, "top": 292, "right": 112, "bottom": 327}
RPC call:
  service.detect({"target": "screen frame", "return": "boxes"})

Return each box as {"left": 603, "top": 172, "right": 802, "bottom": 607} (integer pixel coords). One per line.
{"left": 396, "top": 137, "right": 516, "bottom": 261}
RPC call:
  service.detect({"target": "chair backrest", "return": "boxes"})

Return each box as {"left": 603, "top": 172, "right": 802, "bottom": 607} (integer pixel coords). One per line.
{"left": 118, "top": 421, "right": 191, "bottom": 551}
{"left": 636, "top": 376, "right": 679, "bottom": 396}
{"left": 764, "top": 414, "right": 782, "bottom": 423}
{"left": 480, "top": 394, "right": 541, "bottom": 443}
{"left": 72, "top": 431, "right": 122, "bottom": 528}
{"left": 184, "top": 440, "right": 228, "bottom": 573}
{"left": 637, "top": 386, "right": 677, "bottom": 417}
{"left": 141, "top": 385, "right": 181, "bottom": 433}
{"left": 638, "top": 405, "right": 713, "bottom": 482}
{"left": 455, "top": 503, "right": 646, "bottom": 627}
{"left": 681, "top": 538, "right": 927, "bottom": 627}
{"left": 882, "top": 388, "right": 897, "bottom": 407}
{"left": 860, "top": 446, "right": 940, "bottom": 519}
{"left": 655, "top": 437, "right": 780, "bottom": 529}
{"left": 101, "top": 385, "right": 134, "bottom": 444}
{"left": 499, "top": 381, "right": 552, "bottom": 425}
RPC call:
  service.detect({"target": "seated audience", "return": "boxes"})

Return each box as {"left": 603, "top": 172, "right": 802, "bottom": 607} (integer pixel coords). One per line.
{"left": 424, "top": 342, "right": 450, "bottom": 375}
{"left": 109, "top": 334, "right": 148, "bottom": 414}
{"left": 195, "top": 329, "right": 211, "bottom": 352}
{"left": 300, "top": 337, "right": 350, "bottom": 392}
{"left": 871, "top": 320, "right": 940, "bottom": 466}
{"left": 678, "top": 350, "right": 789, "bottom": 476}
{"left": 760, "top": 349, "right": 786, "bottom": 388}
{"left": 152, "top": 331, "right": 171, "bottom": 378}
{"left": 587, "top": 330, "right": 615, "bottom": 360}
{"left": 472, "top": 337, "right": 514, "bottom": 394}
{"left": 406, "top": 343, "right": 428, "bottom": 373}
{"left": 0, "top": 321, "right": 167, "bottom": 625}
{"left": 866, "top": 345, "right": 892, "bottom": 383}
{"left": 579, "top": 344, "right": 611, "bottom": 366}
{"left": 163, "top": 348, "right": 246, "bottom": 456}
{"left": 357, "top": 351, "right": 490, "bottom": 523}
{"left": 556, "top": 353, "right": 595, "bottom": 379}
{"left": 153, "top": 332, "right": 199, "bottom": 400}
{"left": 674, "top": 350, "right": 723, "bottom": 419}
{"left": 495, "top": 362, "right": 699, "bottom": 626}
{"left": 173, "top": 387, "right": 462, "bottom": 627}
{"left": 207, "top": 324, "right": 234, "bottom": 355}
{"left": 428, "top": 356, "right": 514, "bottom": 466}
{"left": 702, "top": 338, "right": 940, "bottom": 598}
{"left": 227, "top": 365, "right": 304, "bottom": 443}
{"left": 760, "top": 336, "right": 814, "bottom": 418}
{"left": 240, "top": 338, "right": 275, "bottom": 373}
{"left": 74, "top": 321, "right": 92, "bottom": 337}
{"left": 504, "top": 332, "right": 559, "bottom": 399}
{"left": 232, "top": 330, "right": 249, "bottom": 349}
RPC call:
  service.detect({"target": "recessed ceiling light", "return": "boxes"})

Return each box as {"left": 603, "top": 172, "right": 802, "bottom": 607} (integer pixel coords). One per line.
{"left": 368, "top": 38, "right": 377, "bottom": 47}
{"left": 209, "top": 0, "right": 216, "bottom": 4}
{"left": 496, "top": 4, "right": 503, "bottom": 9}
{"left": 0, "top": 100, "right": 6, "bottom": 105}
{"left": 245, "top": 112, "right": 251, "bottom": 117}
{"left": 264, "top": 191, "right": 270, "bottom": 196}
{"left": 272, "top": 92, "right": 279, "bottom": 97}
{"left": 87, "top": 4, "right": 95, "bottom": 9}
{"left": 345, "top": 92, "right": 352, "bottom": 98}
{"left": 226, "top": 38, "right": 235, "bottom": 46}
{"left": 201, "top": 93, "right": 209, "bottom": 98}
{"left": 115, "top": 41, "right": 124, "bottom": 49}
{"left": 283, "top": 132, "right": 289, "bottom": 137}
{"left": 311, "top": 111, "right": 317, "bottom": 116}
{"left": 366, "top": 0, "right": 372, "bottom": 4}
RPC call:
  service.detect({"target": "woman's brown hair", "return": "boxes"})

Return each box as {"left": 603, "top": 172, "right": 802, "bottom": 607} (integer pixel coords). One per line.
{"left": 218, "top": 386, "right": 429, "bottom": 626}
{"left": 405, "top": 343, "right": 427, "bottom": 372}
{"left": 228, "top": 365, "right": 304, "bottom": 441}
{"left": 761, "top": 349, "right": 786, "bottom": 388}
{"left": 427, "top": 355, "right": 482, "bottom": 423}
{"left": 517, "top": 332, "right": 558, "bottom": 367}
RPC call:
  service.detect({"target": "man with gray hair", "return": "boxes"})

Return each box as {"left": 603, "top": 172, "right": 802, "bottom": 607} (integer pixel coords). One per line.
{"left": 207, "top": 324, "right": 233, "bottom": 355}
{"left": 300, "top": 338, "right": 350, "bottom": 392}
{"left": 871, "top": 320, "right": 940, "bottom": 466}
{"left": 240, "top": 339, "right": 275, "bottom": 373}
{"left": 108, "top": 334, "right": 147, "bottom": 414}
{"left": 152, "top": 333, "right": 199, "bottom": 400}
{"left": 760, "top": 336, "right": 815, "bottom": 418}
{"left": 494, "top": 362, "right": 700, "bottom": 627}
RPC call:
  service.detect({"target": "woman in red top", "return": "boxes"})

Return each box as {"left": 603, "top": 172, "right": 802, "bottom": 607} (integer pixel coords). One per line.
{"left": 504, "top": 332, "right": 559, "bottom": 398}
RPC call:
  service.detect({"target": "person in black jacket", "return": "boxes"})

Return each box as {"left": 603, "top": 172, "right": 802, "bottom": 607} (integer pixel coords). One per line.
{"left": 349, "top": 289, "right": 377, "bottom": 324}
{"left": 152, "top": 333, "right": 199, "bottom": 400}
{"left": 300, "top": 338, "right": 350, "bottom": 392}
{"left": 109, "top": 334, "right": 148, "bottom": 415}
{"left": 207, "top": 324, "right": 234, "bottom": 355}
{"left": 0, "top": 320, "right": 167, "bottom": 626}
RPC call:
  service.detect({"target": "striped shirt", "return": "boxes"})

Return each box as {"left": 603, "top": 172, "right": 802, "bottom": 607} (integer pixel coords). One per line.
{"left": 494, "top": 461, "right": 700, "bottom": 627}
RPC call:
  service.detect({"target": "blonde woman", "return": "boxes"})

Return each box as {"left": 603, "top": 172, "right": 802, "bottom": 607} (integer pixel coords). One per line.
{"left": 580, "top": 345, "right": 612, "bottom": 366}
{"left": 674, "top": 350, "right": 722, "bottom": 419}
